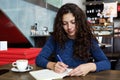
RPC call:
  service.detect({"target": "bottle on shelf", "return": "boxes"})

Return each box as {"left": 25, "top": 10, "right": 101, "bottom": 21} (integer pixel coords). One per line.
{"left": 30, "top": 25, "right": 35, "bottom": 36}
{"left": 34, "top": 23, "right": 39, "bottom": 35}
{"left": 30, "top": 23, "right": 39, "bottom": 36}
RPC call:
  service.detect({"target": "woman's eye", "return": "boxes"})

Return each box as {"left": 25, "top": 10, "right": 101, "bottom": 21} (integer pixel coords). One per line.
{"left": 63, "top": 22, "right": 67, "bottom": 25}
{"left": 71, "top": 21, "right": 76, "bottom": 24}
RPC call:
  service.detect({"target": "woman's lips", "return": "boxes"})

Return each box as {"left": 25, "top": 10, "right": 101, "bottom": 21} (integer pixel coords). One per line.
{"left": 68, "top": 30, "right": 74, "bottom": 33}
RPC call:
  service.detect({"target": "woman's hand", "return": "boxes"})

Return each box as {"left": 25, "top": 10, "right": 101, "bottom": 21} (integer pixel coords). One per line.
{"left": 54, "top": 62, "right": 68, "bottom": 73}
{"left": 47, "top": 61, "right": 68, "bottom": 73}
{"left": 68, "top": 63, "right": 96, "bottom": 76}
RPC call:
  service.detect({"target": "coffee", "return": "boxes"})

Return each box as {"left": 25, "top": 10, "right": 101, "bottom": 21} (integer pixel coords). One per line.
{"left": 12, "top": 59, "right": 28, "bottom": 71}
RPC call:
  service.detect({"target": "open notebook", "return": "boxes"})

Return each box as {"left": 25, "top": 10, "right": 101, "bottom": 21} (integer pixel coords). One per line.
{"left": 29, "top": 68, "right": 72, "bottom": 80}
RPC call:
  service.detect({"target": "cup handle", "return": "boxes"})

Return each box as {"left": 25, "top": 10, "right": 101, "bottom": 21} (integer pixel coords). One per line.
{"left": 12, "top": 62, "right": 17, "bottom": 67}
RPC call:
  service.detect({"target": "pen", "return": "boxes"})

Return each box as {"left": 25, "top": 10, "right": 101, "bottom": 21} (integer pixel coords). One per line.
{"left": 57, "top": 54, "right": 69, "bottom": 72}
{"left": 57, "top": 54, "right": 63, "bottom": 62}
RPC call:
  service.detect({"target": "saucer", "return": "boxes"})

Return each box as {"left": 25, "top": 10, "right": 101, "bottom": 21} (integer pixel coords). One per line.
{"left": 11, "top": 65, "right": 33, "bottom": 72}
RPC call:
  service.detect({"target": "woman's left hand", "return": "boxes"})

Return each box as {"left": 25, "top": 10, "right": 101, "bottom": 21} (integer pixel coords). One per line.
{"left": 68, "top": 63, "right": 96, "bottom": 76}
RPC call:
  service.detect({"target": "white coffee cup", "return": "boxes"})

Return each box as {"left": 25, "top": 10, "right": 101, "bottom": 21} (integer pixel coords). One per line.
{"left": 12, "top": 59, "right": 28, "bottom": 71}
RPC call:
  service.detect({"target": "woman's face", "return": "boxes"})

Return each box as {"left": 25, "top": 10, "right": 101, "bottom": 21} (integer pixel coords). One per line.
{"left": 62, "top": 13, "right": 76, "bottom": 39}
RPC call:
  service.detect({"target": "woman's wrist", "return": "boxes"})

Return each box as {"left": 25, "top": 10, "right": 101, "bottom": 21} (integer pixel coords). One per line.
{"left": 47, "top": 62, "right": 56, "bottom": 70}
{"left": 87, "top": 63, "right": 96, "bottom": 72}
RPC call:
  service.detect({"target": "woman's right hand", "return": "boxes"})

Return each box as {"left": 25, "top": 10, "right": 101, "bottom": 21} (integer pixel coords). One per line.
{"left": 54, "top": 62, "right": 68, "bottom": 73}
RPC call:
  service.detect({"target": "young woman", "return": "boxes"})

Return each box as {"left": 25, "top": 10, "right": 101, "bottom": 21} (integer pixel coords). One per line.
{"left": 36, "top": 3, "right": 111, "bottom": 76}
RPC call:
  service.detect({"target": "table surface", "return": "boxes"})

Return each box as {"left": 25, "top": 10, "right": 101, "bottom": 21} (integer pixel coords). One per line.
{"left": 0, "top": 64, "right": 120, "bottom": 80}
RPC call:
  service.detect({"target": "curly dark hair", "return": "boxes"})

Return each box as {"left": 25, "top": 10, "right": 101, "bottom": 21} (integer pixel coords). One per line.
{"left": 52, "top": 3, "right": 96, "bottom": 60}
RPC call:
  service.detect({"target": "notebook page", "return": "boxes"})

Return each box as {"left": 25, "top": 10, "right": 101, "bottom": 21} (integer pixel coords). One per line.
{"left": 29, "top": 68, "right": 72, "bottom": 80}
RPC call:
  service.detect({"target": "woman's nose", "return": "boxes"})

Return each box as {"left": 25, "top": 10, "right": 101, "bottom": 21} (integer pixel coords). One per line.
{"left": 67, "top": 23, "right": 72, "bottom": 29}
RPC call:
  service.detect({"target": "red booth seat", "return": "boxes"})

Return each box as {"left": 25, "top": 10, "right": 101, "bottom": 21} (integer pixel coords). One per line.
{"left": 0, "top": 48, "right": 42, "bottom": 66}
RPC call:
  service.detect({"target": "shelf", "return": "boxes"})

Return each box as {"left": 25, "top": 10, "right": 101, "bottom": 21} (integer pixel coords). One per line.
{"left": 30, "top": 35, "right": 50, "bottom": 37}
{"left": 114, "top": 32, "right": 120, "bottom": 34}
{"left": 95, "top": 34, "right": 113, "bottom": 37}
{"left": 92, "top": 22, "right": 114, "bottom": 26}
{"left": 93, "top": 29, "right": 113, "bottom": 31}
{"left": 99, "top": 43, "right": 112, "bottom": 48}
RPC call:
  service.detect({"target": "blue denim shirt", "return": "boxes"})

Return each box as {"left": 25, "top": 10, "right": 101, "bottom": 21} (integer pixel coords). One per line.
{"left": 36, "top": 36, "right": 111, "bottom": 72}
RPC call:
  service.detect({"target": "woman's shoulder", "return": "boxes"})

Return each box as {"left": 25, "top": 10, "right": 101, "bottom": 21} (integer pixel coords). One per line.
{"left": 47, "top": 35, "right": 56, "bottom": 43}
{"left": 90, "top": 38, "right": 99, "bottom": 49}
{"left": 48, "top": 35, "right": 54, "bottom": 40}
{"left": 91, "top": 38, "right": 98, "bottom": 44}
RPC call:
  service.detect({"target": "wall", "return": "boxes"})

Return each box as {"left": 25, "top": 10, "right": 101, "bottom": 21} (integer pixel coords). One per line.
{"left": 0, "top": 0, "right": 56, "bottom": 46}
